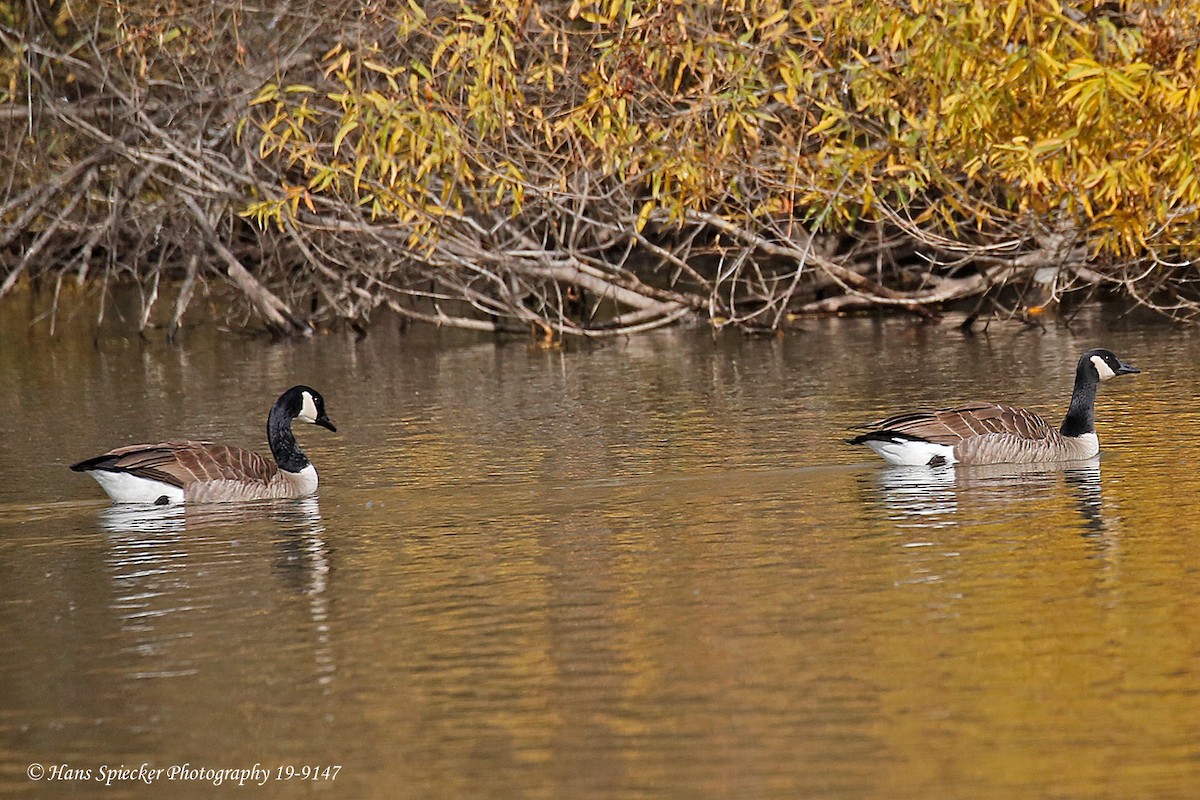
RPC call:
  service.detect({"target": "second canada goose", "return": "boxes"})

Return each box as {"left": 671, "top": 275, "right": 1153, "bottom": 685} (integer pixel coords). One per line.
{"left": 848, "top": 348, "right": 1139, "bottom": 467}
{"left": 71, "top": 385, "right": 336, "bottom": 504}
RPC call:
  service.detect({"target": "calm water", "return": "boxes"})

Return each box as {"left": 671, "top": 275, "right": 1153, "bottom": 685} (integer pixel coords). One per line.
{"left": 3, "top": 294, "right": 1200, "bottom": 799}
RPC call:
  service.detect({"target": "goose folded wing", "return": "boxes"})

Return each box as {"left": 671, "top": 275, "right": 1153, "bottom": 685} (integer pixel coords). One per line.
{"left": 867, "top": 402, "right": 1054, "bottom": 445}
{"left": 168, "top": 443, "right": 281, "bottom": 485}
{"left": 74, "top": 440, "right": 279, "bottom": 486}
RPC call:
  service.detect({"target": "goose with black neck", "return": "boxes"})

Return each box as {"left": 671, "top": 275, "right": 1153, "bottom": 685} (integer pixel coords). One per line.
{"left": 71, "top": 385, "right": 337, "bottom": 504}
{"left": 848, "top": 349, "right": 1140, "bottom": 467}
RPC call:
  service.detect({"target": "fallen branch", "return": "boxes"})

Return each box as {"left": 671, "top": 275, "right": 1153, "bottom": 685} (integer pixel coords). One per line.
{"left": 181, "top": 195, "right": 311, "bottom": 336}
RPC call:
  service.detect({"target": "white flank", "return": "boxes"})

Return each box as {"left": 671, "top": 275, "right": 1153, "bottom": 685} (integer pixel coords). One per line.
{"left": 298, "top": 391, "right": 319, "bottom": 423}
{"left": 864, "top": 438, "right": 958, "bottom": 467}
{"left": 1091, "top": 355, "right": 1116, "bottom": 381}
{"left": 88, "top": 470, "right": 185, "bottom": 504}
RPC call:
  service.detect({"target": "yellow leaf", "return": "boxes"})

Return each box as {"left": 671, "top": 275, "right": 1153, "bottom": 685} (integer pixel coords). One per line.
{"left": 760, "top": 9, "right": 787, "bottom": 29}
{"left": 1001, "top": 0, "right": 1022, "bottom": 39}
{"left": 249, "top": 83, "right": 279, "bottom": 106}
{"left": 1032, "top": 137, "right": 1065, "bottom": 155}
{"left": 363, "top": 60, "right": 396, "bottom": 76}
{"left": 333, "top": 119, "right": 358, "bottom": 152}
{"left": 808, "top": 110, "right": 842, "bottom": 137}
{"left": 635, "top": 200, "right": 654, "bottom": 232}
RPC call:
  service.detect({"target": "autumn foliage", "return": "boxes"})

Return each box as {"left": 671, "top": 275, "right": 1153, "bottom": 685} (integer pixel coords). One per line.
{"left": 4, "top": 0, "right": 1200, "bottom": 336}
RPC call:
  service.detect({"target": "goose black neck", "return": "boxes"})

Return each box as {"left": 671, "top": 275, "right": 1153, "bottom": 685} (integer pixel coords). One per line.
{"left": 1059, "top": 360, "right": 1099, "bottom": 438}
{"left": 268, "top": 402, "right": 310, "bottom": 473}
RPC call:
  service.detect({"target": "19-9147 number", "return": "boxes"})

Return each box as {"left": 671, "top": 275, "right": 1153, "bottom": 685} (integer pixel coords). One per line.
{"left": 276, "top": 766, "right": 340, "bottom": 781}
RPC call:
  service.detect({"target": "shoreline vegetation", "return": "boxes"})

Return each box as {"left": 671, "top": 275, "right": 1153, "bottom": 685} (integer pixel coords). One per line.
{"left": 3, "top": 1, "right": 1200, "bottom": 339}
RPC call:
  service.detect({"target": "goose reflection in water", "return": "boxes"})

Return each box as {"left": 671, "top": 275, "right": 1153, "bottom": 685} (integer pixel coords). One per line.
{"left": 98, "top": 497, "right": 322, "bottom": 536}
{"left": 864, "top": 458, "right": 1110, "bottom": 537}
{"left": 99, "top": 498, "right": 335, "bottom": 685}
{"left": 98, "top": 501, "right": 189, "bottom": 534}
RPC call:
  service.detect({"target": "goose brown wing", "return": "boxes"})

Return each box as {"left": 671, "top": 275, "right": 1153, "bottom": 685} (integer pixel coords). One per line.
{"left": 866, "top": 402, "right": 1054, "bottom": 445}
{"left": 71, "top": 440, "right": 278, "bottom": 487}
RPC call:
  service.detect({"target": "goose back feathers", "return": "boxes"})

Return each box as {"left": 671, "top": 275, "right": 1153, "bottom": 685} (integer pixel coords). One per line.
{"left": 71, "top": 386, "right": 336, "bottom": 504}
{"left": 849, "top": 349, "right": 1139, "bottom": 467}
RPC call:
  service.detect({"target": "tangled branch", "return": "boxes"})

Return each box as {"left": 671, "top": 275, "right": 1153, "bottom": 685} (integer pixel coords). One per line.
{"left": 4, "top": 1, "right": 1200, "bottom": 338}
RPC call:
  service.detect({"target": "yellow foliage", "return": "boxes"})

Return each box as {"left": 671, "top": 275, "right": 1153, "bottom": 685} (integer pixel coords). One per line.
{"left": 245, "top": 0, "right": 1200, "bottom": 260}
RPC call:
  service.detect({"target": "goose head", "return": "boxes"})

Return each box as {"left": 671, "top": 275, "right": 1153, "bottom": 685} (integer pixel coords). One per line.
{"left": 283, "top": 385, "right": 337, "bottom": 431}
{"left": 1080, "top": 349, "right": 1140, "bottom": 382}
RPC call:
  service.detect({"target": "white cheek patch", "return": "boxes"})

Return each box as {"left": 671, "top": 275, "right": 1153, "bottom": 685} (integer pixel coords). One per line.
{"left": 1091, "top": 355, "right": 1117, "bottom": 381}
{"left": 298, "top": 391, "right": 319, "bottom": 423}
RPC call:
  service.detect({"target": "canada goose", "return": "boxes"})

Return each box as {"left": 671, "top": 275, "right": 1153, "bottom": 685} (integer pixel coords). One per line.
{"left": 71, "top": 385, "right": 336, "bottom": 504}
{"left": 848, "top": 349, "right": 1139, "bottom": 467}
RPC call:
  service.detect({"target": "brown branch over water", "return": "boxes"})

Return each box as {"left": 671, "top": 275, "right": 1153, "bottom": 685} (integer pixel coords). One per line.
{"left": 1, "top": 1, "right": 1194, "bottom": 338}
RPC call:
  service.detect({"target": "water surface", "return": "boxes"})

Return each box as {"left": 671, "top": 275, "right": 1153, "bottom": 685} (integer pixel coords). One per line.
{"left": 2, "top": 298, "right": 1199, "bottom": 798}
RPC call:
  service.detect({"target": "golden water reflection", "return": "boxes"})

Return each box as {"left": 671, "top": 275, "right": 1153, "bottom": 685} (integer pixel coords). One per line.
{"left": 4, "top": 301, "right": 1200, "bottom": 798}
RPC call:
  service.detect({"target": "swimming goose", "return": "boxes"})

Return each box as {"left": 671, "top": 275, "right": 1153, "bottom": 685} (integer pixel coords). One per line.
{"left": 71, "top": 385, "right": 336, "bottom": 504}
{"left": 848, "top": 349, "right": 1139, "bottom": 466}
